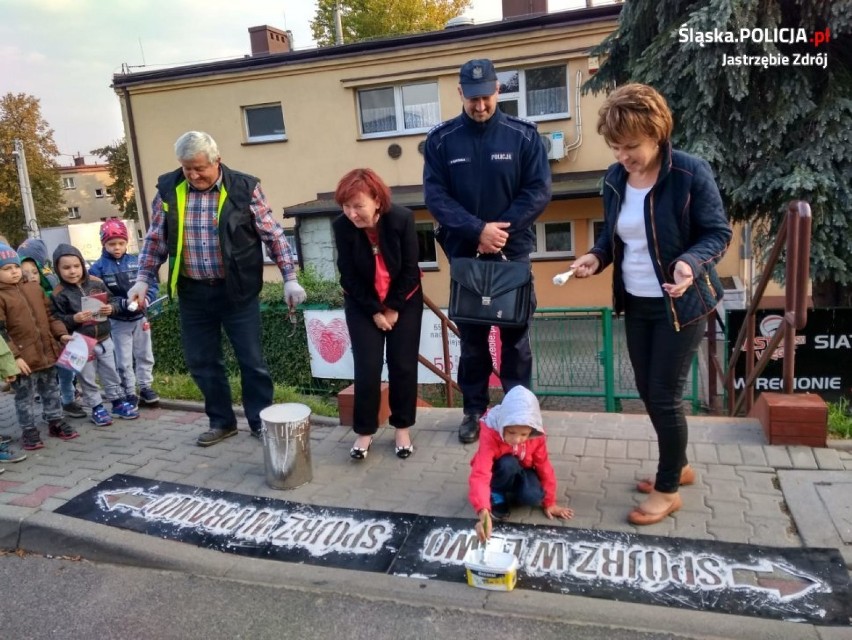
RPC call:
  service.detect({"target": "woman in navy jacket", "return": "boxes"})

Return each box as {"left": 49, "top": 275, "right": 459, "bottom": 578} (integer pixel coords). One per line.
{"left": 572, "top": 83, "right": 732, "bottom": 525}
{"left": 332, "top": 169, "right": 423, "bottom": 461}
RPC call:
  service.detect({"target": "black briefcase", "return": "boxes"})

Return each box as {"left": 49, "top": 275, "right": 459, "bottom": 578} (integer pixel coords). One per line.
{"left": 449, "top": 254, "right": 532, "bottom": 328}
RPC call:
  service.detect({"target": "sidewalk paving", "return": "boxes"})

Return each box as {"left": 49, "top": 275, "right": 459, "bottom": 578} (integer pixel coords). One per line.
{"left": 1, "top": 389, "right": 849, "bottom": 554}
{"left": 0, "top": 389, "right": 850, "bottom": 635}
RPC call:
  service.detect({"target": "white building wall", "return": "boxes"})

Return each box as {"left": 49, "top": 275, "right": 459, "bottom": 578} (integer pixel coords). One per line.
{"left": 299, "top": 217, "right": 337, "bottom": 280}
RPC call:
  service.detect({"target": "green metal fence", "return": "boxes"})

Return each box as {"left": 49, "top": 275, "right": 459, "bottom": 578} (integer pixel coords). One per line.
{"left": 530, "top": 307, "right": 700, "bottom": 412}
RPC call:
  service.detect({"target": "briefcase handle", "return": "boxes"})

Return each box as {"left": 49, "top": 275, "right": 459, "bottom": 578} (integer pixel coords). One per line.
{"left": 473, "top": 250, "right": 509, "bottom": 262}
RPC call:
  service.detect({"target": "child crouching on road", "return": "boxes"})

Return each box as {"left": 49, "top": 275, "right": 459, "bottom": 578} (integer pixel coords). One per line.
{"left": 0, "top": 243, "right": 76, "bottom": 452}
{"left": 469, "top": 385, "right": 574, "bottom": 541}
{"left": 51, "top": 244, "right": 139, "bottom": 426}
{"left": 88, "top": 219, "right": 159, "bottom": 409}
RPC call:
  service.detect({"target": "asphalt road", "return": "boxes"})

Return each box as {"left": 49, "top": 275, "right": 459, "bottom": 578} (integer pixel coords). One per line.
{"left": 0, "top": 552, "right": 702, "bottom": 640}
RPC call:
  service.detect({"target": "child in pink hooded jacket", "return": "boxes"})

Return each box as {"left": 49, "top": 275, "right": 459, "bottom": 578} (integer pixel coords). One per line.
{"left": 469, "top": 385, "right": 574, "bottom": 541}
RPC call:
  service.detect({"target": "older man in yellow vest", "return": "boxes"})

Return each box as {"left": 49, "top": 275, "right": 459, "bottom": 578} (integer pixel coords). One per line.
{"left": 129, "top": 131, "right": 306, "bottom": 447}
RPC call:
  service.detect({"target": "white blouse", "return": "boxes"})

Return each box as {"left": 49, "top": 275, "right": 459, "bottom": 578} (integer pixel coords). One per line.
{"left": 616, "top": 184, "right": 662, "bottom": 297}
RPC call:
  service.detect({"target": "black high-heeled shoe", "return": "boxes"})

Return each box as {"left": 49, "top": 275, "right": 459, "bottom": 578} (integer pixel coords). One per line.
{"left": 350, "top": 437, "right": 373, "bottom": 460}
{"left": 395, "top": 444, "right": 414, "bottom": 459}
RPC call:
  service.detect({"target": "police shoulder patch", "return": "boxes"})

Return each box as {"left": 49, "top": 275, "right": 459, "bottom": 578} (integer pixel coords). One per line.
{"left": 500, "top": 115, "right": 537, "bottom": 142}
{"left": 505, "top": 114, "right": 538, "bottom": 129}
{"left": 426, "top": 118, "right": 455, "bottom": 137}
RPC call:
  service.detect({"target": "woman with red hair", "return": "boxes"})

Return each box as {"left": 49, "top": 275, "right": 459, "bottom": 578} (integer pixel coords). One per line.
{"left": 332, "top": 169, "right": 423, "bottom": 461}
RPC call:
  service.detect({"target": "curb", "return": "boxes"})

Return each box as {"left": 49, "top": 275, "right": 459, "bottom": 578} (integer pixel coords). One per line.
{"left": 156, "top": 398, "right": 850, "bottom": 443}
{"left": 828, "top": 438, "right": 852, "bottom": 452}
{"left": 0, "top": 508, "right": 823, "bottom": 640}
{"left": 157, "top": 398, "right": 340, "bottom": 427}
{"left": 153, "top": 398, "right": 852, "bottom": 444}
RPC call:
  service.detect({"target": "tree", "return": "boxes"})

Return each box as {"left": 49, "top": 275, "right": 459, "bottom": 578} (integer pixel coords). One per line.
{"left": 311, "top": 0, "right": 472, "bottom": 46}
{"left": 584, "top": 1, "right": 852, "bottom": 306}
{"left": 0, "top": 93, "right": 65, "bottom": 246}
{"left": 91, "top": 139, "right": 137, "bottom": 221}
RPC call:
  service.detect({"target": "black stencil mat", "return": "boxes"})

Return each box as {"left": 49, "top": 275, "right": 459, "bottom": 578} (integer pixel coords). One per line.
{"left": 55, "top": 474, "right": 416, "bottom": 573}
{"left": 56, "top": 475, "right": 851, "bottom": 626}
{"left": 393, "top": 516, "right": 852, "bottom": 626}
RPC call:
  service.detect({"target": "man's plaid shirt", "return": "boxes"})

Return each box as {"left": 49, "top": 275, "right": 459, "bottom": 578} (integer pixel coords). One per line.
{"left": 138, "top": 177, "right": 297, "bottom": 286}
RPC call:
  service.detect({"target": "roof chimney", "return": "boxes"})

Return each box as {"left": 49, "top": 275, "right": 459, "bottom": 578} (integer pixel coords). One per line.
{"left": 248, "top": 25, "right": 292, "bottom": 56}
{"left": 502, "top": 0, "right": 548, "bottom": 20}
{"left": 73, "top": 154, "right": 85, "bottom": 167}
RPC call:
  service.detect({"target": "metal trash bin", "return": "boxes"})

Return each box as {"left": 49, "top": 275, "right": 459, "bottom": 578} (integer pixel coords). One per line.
{"left": 259, "top": 403, "right": 312, "bottom": 489}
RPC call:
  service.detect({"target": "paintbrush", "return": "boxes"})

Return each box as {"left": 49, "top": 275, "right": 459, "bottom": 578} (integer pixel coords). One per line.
{"left": 552, "top": 269, "right": 575, "bottom": 286}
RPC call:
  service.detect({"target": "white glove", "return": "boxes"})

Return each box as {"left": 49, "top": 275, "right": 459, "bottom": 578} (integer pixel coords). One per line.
{"left": 127, "top": 282, "right": 149, "bottom": 308}
{"left": 284, "top": 280, "right": 307, "bottom": 308}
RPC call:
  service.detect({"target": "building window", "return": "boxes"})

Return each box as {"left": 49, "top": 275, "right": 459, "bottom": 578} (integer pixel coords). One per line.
{"left": 243, "top": 104, "right": 286, "bottom": 142}
{"left": 496, "top": 65, "right": 569, "bottom": 121}
{"left": 261, "top": 233, "right": 298, "bottom": 264}
{"left": 531, "top": 220, "right": 574, "bottom": 259}
{"left": 284, "top": 232, "right": 299, "bottom": 263}
{"left": 67, "top": 206, "right": 80, "bottom": 219}
{"left": 358, "top": 82, "right": 440, "bottom": 137}
{"left": 416, "top": 221, "right": 438, "bottom": 268}
{"left": 95, "top": 188, "right": 105, "bottom": 198}
{"left": 62, "top": 177, "right": 75, "bottom": 189}
{"left": 589, "top": 219, "right": 605, "bottom": 251}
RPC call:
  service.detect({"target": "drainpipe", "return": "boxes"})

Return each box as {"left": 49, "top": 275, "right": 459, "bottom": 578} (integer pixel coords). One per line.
{"left": 293, "top": 215, "right": 305, "bottom": 270}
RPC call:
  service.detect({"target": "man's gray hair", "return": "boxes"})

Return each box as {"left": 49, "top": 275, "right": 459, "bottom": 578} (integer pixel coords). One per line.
{"left": 174, "top": 131, "right": 220, "bottom": 163}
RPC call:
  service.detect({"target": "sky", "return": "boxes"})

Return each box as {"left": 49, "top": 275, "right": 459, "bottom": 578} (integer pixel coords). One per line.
{"left": 2, "top": 0, "right": 596, "bottom": 165}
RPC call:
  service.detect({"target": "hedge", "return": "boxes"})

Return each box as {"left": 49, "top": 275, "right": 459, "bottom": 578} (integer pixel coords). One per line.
{"left": 150, "top": 266, "right": 348, "bottom": 396}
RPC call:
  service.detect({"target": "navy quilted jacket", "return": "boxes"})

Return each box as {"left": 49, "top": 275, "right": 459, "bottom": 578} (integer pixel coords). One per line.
{"left": 590, "top": 144, "right": 732, "bottom": 330}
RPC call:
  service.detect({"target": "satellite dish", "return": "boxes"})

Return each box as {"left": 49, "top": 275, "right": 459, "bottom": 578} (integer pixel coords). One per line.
{"left": 445, "top": 15, "right": 475, "bottom": 28}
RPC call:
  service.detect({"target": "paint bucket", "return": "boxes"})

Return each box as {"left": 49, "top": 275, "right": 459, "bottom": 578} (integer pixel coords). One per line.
{"left": 463, "top": 544, "right": 518, "bottom": 592}
{"left": 259, "top": 403, "right": 312, "bottom": 490}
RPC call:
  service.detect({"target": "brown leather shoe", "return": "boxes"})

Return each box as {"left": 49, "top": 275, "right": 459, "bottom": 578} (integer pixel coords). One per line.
{"left": 636, "top": 465, "right": 696, "bottom": 494}
{"left": 196, "top": 426, "right": 238, "bottom": 447}
{"left": 628, "top": 493, "right": 683, "bottom": 526}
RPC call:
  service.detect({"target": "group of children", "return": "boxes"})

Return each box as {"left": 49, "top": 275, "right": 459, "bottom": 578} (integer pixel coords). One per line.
{"left": 0, "top": 218, "right": 159, "bottom": 466}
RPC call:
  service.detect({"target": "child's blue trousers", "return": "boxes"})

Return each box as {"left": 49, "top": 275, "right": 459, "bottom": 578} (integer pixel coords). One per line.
{"left": 491, "top": 454, "right": 544, "bottom": 506}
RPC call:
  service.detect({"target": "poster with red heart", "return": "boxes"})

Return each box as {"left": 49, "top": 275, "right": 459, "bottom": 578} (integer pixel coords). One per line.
{"left": 305, "top": 312, "right": 356, "bottom": 378}
{"left": 304, "top": 310, "right": 501, "bottom": 388}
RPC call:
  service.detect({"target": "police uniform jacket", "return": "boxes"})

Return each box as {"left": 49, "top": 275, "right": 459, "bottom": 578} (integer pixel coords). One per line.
{"left": 423, "top": 109, "right": 552, "bottom": 262}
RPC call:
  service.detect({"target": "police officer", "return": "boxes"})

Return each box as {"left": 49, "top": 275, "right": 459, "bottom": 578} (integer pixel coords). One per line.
{"left": 423, "top": 59, "right": 552, "bottom": 443}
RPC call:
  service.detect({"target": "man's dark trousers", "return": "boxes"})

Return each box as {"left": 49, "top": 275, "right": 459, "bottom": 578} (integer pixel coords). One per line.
{"left": 456, "top": 288, "right": 536, "bottom": 415}
{"left": 177, "top": 276, "right": 273, "bottom": 432}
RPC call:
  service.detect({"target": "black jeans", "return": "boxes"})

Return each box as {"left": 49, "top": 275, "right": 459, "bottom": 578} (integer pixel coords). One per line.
{"left": 344, "top": 289, "right": 424, "bottom": 435}
{"left": 624, "top": 294, "right": 705, "bottom": 493}
{"left": 177, "top": 277, "right": 273, "bottom": 432}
